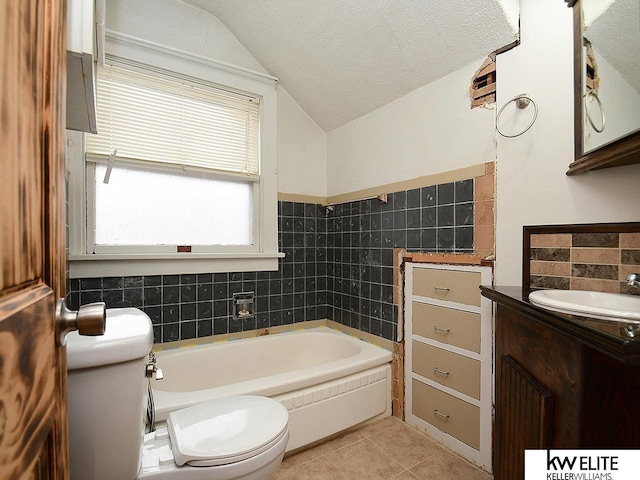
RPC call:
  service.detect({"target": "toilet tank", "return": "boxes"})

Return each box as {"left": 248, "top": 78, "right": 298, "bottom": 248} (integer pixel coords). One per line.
{"left": 66, "top": 308, "right": 153, "bottom": 480}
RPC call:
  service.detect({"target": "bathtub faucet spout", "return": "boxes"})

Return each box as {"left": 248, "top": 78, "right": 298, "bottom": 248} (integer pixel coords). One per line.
{"left": 627, "top": 273, "right": 640, "bottom": 288}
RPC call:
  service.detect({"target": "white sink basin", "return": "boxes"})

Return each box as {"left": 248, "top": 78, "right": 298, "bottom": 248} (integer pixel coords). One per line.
{"left": 529, "top": 289, "right": 640, "bottom": 323}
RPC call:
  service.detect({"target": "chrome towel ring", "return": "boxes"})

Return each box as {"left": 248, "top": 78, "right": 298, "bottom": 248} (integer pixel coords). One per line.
{"left": 584, "top": 90, "right": 605, "bottom": 133}
{"left": 496, "top": 94, "right": 538, "bottom": 138}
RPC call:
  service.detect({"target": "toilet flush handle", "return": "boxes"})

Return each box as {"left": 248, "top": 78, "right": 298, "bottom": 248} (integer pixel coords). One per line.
{"left": 56, "top": 298, "right": 106, "bottom": 346}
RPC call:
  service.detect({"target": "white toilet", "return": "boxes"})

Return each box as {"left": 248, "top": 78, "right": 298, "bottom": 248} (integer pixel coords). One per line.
{"left": 66, "top": 308, "right": 289, "bottom": 480}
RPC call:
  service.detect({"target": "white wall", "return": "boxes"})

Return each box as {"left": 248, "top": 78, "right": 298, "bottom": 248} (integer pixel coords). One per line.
{"left": 106, "top": 0, "right": 327, "bottom": 196}
{"left": 495, "top": 0, "right": 640, "bottom": 284}
{"left": 277, "top": 89, "right": 327, "bottom": 197}
{"left": 326, "top": 60, "right": 496, "bottom": 196}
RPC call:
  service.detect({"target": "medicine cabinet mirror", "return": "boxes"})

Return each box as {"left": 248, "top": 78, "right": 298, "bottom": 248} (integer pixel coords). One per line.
{"left": 566, "top": 0, "right": 640, "bottom": 174}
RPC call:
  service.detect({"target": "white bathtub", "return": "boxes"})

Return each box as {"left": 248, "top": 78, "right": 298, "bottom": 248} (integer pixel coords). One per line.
{"left": 151, "top": 327, "right": 393, "bottom": 451}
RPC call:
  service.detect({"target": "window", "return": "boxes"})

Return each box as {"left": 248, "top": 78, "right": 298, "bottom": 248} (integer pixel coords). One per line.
{"left": 92, "top": 163, "right": 254, "bottom": 248}
{"left": 68, "top": 36, "right": 279, "bottom": 277}
{"left": 86, "top": 62, "right": 259, "bottom": 252}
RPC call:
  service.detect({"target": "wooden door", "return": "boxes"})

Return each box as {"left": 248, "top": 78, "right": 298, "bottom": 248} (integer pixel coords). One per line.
{"left": 0, "top": 1, "right": 68, "bottom": 479}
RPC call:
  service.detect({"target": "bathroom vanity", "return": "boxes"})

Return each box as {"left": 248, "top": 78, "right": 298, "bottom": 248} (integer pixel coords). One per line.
{"left": 481, "top": 286, "right": 640, "bottom": 480}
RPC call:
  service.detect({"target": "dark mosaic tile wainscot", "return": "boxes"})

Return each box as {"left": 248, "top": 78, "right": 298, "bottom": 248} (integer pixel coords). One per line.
{"left": 68, "top": 179, "right": 475, "bottom": 344}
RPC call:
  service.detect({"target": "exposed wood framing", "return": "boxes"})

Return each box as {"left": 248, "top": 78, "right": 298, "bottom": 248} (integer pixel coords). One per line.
{"left": 470, "top": 57, "right": 496, "bottom": 109}
{"left": 584, "top": 42, "right": 599, "bottom": 92}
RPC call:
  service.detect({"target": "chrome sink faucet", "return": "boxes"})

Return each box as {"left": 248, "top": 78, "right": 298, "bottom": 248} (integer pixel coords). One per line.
{"left": 626, "top": 273, "right": 640, "bottom": 288}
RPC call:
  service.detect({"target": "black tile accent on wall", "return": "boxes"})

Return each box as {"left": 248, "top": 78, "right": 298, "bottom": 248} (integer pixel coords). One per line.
{"left": 69, "top": 180, "right": 474, "bottom": 344}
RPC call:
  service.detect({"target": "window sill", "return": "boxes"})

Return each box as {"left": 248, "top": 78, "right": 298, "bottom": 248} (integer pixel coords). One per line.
{"left": 68, "top": 252, "right": 285, "bottom": 278}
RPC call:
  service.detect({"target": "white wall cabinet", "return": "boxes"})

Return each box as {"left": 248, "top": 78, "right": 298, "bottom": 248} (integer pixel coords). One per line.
{"left": 66, "top": 0, "right": 105, "bottom": 134}
{"left": 405, "top": 263, "right": 493, "bottom": 472}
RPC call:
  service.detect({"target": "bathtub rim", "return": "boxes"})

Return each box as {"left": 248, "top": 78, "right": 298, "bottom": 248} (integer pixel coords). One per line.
{"left": 152, "top": 320, "right": 395, "bottom": 354}
{"left": 151, "top": 326, "right": 393, "bottom": 421}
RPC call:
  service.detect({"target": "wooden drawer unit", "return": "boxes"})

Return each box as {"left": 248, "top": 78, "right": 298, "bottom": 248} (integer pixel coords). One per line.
{"left": 412, "top": 341, "right": 480, "bottom": 399}
{"left": 412, "top": 379, "right": 480, "bottom": 450}
{"left": 413, "top": 268, "right": 482, "bottom": 306}
{"left": 412, "top": 302, "right": 481, "bottom": 353}
{"left": 405, "top": 263, "right": 493, "bottom": 473}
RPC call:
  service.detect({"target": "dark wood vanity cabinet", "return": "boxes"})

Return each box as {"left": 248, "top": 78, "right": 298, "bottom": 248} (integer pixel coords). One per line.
{"left": 482, "top": 286, "right": 640, "bottom": 480}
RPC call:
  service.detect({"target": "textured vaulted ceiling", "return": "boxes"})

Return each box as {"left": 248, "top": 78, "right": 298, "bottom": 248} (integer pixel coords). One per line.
{"left": 182, "top": 0, "right": 519, "bottom": 131}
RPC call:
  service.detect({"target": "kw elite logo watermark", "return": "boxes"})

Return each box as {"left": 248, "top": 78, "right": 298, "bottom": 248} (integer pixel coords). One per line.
{"left": 525, "top": 450, "right": 640, "bottom": 480}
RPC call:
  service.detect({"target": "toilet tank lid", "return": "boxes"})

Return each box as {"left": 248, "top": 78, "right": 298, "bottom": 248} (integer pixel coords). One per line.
{"left": 67, "top": 308, "right": 153, "bottom": 370}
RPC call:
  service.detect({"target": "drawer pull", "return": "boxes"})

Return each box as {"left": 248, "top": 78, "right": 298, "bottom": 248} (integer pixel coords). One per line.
{"left": 433, "top": 367, "right": 450, "bottom": 376}
{"left": 433, "top": 325, "right": 450, "bottom": 334}
{"left": 433, "top": 286, "right": 450, "bottom": 292}
{"left": 434, "top": 409, "right": 450, "bottom": 419}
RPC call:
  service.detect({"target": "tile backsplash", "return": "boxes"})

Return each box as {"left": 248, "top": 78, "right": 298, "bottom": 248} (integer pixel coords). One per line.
{"left": 69, "top": 178, "right": 477, "bottom": 344}
{"left": 527, "top": 230, "right": 640, "bottom": 294}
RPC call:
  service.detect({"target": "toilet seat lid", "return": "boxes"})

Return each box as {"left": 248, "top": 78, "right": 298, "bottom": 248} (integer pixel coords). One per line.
{"left": 167, "top": 395, "right": 289, "bottom": 467}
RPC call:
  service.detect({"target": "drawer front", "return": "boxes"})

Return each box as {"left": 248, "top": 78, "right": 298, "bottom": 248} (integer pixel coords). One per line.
{"left": 412, "top": 341, "right": 480, "bottom": 399}
{"left": 412, "top": 302, "right": 481, "bottom": 353}
{"left": 412, "top": 379, "right": 480, "bottom": 450}
{"left": 412, "top": 268, "right": 481, "bottom": 306}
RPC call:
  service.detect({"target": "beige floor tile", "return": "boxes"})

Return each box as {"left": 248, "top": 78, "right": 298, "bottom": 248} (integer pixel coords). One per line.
{"left": 389, "top": 469, "right": 421, "bottom": 479}
{"left": 368, "top": 423, "right": 446, "bottom": 468}
{"left": 279, "top": 446, "right": 323, "bottom": 471}
{"left": 275, "top": 419, "right": 492, "bottom": 480}
{"left": 409, "top": 450, "right": 491, "bottom": 480}
{"left": 314, "top": 429, "right": 366, "bottom": 455}
{"left": 323, "top": 439, "right": 405, "bottom": 480}
{"left": 356, "top": 416, "right": 400, "bottom": 438}
{"left": 274, "top": 456, "right": 347, "bottom": 480}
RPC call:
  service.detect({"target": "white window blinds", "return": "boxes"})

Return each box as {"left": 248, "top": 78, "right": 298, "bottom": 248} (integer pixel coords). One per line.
{"left": 86, "top": 63, "right": 260, "bottom": 178}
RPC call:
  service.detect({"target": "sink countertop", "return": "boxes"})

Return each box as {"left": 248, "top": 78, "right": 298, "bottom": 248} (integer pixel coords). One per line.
{"left": 481, "top": 285, "right": 640, "bottom": 366}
